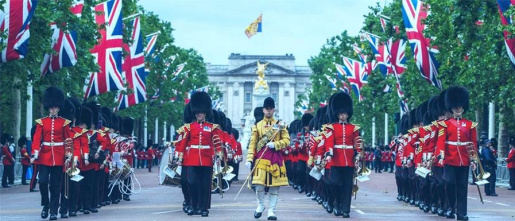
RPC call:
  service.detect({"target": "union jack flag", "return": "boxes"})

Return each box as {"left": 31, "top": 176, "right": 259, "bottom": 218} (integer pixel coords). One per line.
{"left": 340, "top": 81, "right": 350, "bottom": 94}
{"left": 352, "top": 43, "right": 367, "bottom": 63}
{"left": 145, "top": 32, "right": 159, "bottom": 57}
{"left": 379, "top": 14, "right": 389, "bottom": 33}
{"left": 40, "top": 1, "right": 83, "bottom": 77}
{"left": 387, "top": 38, "right": 407, "bottom": 75}
{"left": 172, "top": 62, "right": 187, "bottom": 77}
{"left": 338, "top": 57, "right": 369, "bottom": 102}
{"left": 497, "top": 0, "right": 515, "bottom": 68}
{"left": 319, "top": 100, "right": 327, "bottom": 107}
{"left": 402, "top": 0, "right": 442, "bottom": 89}
{"left": 84, "top": 0, "right": 124, "bottom": 99}
{"left": 325, "top": 75, "right": 338, "bottom": 91}
{"left": 399, "top": 99, "right": 409, "bottom": 116}
{"left": 150, "top": 88, "right": 160, "bottom": 101}
{"left": 0, "top": 0, "right": 38, "bottom": 63}
{"left": 365, "top": 33, "right": 391, "bottom": 77}
{"left": 116, "top": 16, "right": 147, "bottom": 111}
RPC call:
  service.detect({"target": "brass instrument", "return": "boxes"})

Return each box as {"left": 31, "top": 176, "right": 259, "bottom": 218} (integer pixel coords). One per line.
{"left": 466, "top": 142, "right": 488, "bottom": 204}
{"left": 159, "top": 146, "right": 181, "bottom": 187}
{"left": 352, "top": 136, "right": 370, "bottom": 199}
{"left": 63, "top": 138, "right": 79, "bottom": 199}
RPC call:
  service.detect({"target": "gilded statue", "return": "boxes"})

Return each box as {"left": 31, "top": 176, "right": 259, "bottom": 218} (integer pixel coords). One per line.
{"left": 254, "top": 61, "right": 269, "bottom": 91}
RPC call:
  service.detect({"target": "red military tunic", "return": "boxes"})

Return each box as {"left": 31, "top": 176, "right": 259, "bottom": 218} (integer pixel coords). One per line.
{"left": 71, "top": 126, "right": 89, "bottom": 166}
{"left": 81, "top": 130, "right": 109, "bottom": 171}
{"left": 436, "top": 117, "right": 478, "bottom": 167}
{"left": 394, "top": 135, "right": 407, "bottom": 167}
{"left": 404, "top": 130, "right": 417, "bottom": 167}
{"left": 20, "top": 147, "right": 31, "bottom": 166}
{"left": 324, "top": 123, "right": 361, "bottom": 167}
{"left": 176, "top": 121, "right": 223, "bottom": 167}
{"left": 507, "top": 148, "right": 515, "bottom": 169}
{"left": 32, "top": 117, "right": 73, "bottom": 166}
{"left": 298, "top": 132, "right": 310, "bottom": 162}
{"left": 2, "top": 145, "right": 15, "bottom": 166}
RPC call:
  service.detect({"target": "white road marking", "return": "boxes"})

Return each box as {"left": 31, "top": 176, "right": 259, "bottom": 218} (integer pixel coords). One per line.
{"left": 291, "top": 197, "right": 312, "bottom": 200}
{"left": 483, "top": 200, "right": 492, "bottom": 203}
{"left": 355, "top": 209, "right": 365, "bottom": 214}
{"left": 152, "top": 210, "right": 182, "bottom": 215}
{"left": 495, "top": 203, "right": 510, "bottom": 207}
{"left": 467, "top": 197, "right": 477, "bottom": 200}
{"left": 351, "top": 205, "right": 356, "bottom": 209}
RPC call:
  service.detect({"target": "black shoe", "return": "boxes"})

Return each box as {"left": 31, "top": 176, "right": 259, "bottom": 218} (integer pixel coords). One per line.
{"left": 78, "top": 208, "right": 84, "bottom": 213}
{"left": 446, "top": 211, "right": 455, "bottom": 219}
{"left": 102, "top": 202, "right": 106, "bottom": 206}
{"left": 489, "top": 193, "right": 498, "bottom": 197}
{"left": 187, "top": 208, "right": 195, "bottom": 216}
{"left": 457, "top": 215, "right": 469, "bottom": 220}
{"left": 124, "top": 196, "right": 131, "bottom": 201}
{"left": 69, "top": 212, "right": 77, "bottom": 217}
{"left": 397, "top": 195, "right": 402, "bottom": 201}
{"left": 41, "top": 206, "right": 49, "bottom": 219}
{"left": 418, "top": 202, "right": 424, "bottom": 210}
{"left": 334, "top": 208, "right": 342, "bottom": 216}
{"left": 91, "top": 208, "right": 98, "bottom": 213}
{"left": 322, "top": 202, "right": 328, "bottom": 209}
{"left": 326, "top": 205, "right": 333, "bottom": 213}
{"left": 431, "top": 206, "right": 437, "bottom": 214}
{"left": 106, "top": 201, "right": 111, "bottom": 205}
{"left": 2, "top": 185, "right": 11, "bottom": 188}
{"left": 112, "top": 200, "right": 119, "bottom": 204}
{"left": 83, "top": 209, "right": 90, "bottom": 214}
{"left": 183, "top": 205, "right": 189, "bottom": 213}
{"left": 317, "top": 197, "right": 323, "bottom": 204}
{"left": 201, "top": 210, "right": 209, "bottom": 217}
{"left": 194, "top": 209, "right": 202, "bottom": 215}
{"left": 30, "top": 189, "right": 39, "bottom": 192}
{"left": 409, "top": 200, "right": 415, "bottom": 205}
{"left": 61, "top": 213, "right": 69, "bottom": 218}
{"left": 293, "top": 185, "right": 298, "bottom": 190}
{"left": 306, "top": 192, "right": 312, "bottom": 197}
{"left": 437, "top": 208, "right": 445, "bottom": 217}
{"left": 342, "top": 212, "right": 350, "bottom": 218}
{"left": 423, "top": 205, "right": 430, "bottom": 213}
{"left": 49, "top": 214, "right": 57, "bottom": 220}
{"left": 507, "top": 187, "right": 515, "bottom": 190}
{"left": 254, "top": 208, "right": 265, "bottom": 219}
{"left": 267, "top": 215, "right": 277, "bottom": 220}
{"left": 298, "top": 187, "right": 304, "bottom": 193}
{"left": 415, "top": 201, "right": 420, "bottom": 207}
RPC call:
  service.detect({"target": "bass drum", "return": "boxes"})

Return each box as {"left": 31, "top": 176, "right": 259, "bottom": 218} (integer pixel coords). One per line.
{"left": 159, "top": 147, "right": 181, "bottom": 187}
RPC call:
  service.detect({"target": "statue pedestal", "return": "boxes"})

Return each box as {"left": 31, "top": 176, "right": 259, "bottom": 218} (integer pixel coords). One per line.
{"left": 252, "top": 86, "right": 270, "bottom": 110}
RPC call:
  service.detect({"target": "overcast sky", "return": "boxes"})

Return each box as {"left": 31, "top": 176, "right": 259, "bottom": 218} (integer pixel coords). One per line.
{"left": 138, "top": 0, "right": 390, "bottom": 66}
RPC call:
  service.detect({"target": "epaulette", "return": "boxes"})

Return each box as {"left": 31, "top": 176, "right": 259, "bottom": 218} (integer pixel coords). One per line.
{"left": 438, "top": 121, "right": 447, "bottom": 127}
{"left": 408, "top": 129, "right": 413, "bottom": 133}
{"left": 73, "top": 128, "right": 88, "bottom": 139}
{"left": 325, "top": 124, "right": 334, "bottom": 131}
{"left": 424, "top": 126, "right": 431, "bottom": 131}
{"left": 184, "top": 123, "right": 190, "bottom": 131}
{"left": 99, "top": 131, "right": 105, "bottom": 137}
{"left": 432, "top": 121, "right": 439, "bottom": 127}
{"left": 354, "top": 125, "right": 361, "bottom": 132}
{"left": 471, "top": 122, "right": 478, "bottom": 129}
{"left": 35, "top": 119, "right": 43, "bottom": 125}
{"left": 63, "top": 119, "right": 71, "bottom": 126}
{"left": 177, "top": 126, "right": 185, "bottom": 134}
{"left": 212, "top": 124, "right": 220, "bottom": 130}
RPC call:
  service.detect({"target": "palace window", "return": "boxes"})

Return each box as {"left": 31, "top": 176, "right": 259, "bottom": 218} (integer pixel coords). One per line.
{"left": 245, "top": 92, "right": 251, "bottom": 103}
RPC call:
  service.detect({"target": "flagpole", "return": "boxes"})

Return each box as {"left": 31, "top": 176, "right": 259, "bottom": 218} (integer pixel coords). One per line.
{"left": 155, "top": 117, "right": 159, "bottom": 144}
{"left": 145, "top": 31, "right": 161, "bottom": 37}
{"left": 26, "top": 80, "right": 33, "bottom": 140}
{"left": 144, "top": 105, "right": 148, "bottom": 147}
{"left": 384, "top": 112, "right": 388, "bottom": 146}
{"left": 123, "top": 13, "right": 141, "bottom": 21}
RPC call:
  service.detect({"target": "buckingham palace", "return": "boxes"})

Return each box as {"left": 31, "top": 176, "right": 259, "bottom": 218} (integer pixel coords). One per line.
{"left": 206, "top": 53, "right": 312, "bottom": 130}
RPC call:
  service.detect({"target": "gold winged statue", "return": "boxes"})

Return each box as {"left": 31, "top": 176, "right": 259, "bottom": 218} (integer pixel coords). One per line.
{"left": 254, "top": 61, "right": 269, "bottom": 91}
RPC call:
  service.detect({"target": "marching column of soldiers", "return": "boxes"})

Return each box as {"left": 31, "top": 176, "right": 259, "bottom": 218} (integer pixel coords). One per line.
{"left": 392, "top": 86, "right": 480, "bottom": 221}
{"left": 173, "top": 91, "right": 243, "bottom": 217}
{"left": 281, "top": 92, "right": 366, "bottom": 219}
{"left": 25, "top": 86, "right": 137, "bottom": 220}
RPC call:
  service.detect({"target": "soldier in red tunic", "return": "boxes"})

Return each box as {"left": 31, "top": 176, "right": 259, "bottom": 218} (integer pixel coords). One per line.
{"left": 324, "top": 92, "right": 362, "bottom": 218}
{"left": 31, "top": 86, "right": 74, "bottom": 220}
{"left": 175, "top": 92, "right": 223, "bottom": 217}
{"left": 19, "top": 137, "right": 31, "bottom": 185}
{"left": 297, "top": 113, "right": 313, "bottom": 194}
{"left": 1, "top": 133, "right": 15, "bottom": 188}
{"left": 436, "top": 86, "right": 477, "bottom": 221}
{"left": 507, "top": 137, "right": 515, "bottom": 190}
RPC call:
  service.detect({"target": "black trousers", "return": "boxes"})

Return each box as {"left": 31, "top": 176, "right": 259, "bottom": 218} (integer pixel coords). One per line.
{"left": 2, "top": 164, "right": 14, "bottom": 186}
{"left": 187, "top": 166, "right": 212, "bottom": 211}
{"left": 98, "top": 170, "right": 106, "bottom": 202}
{"left": 181, "top": 166, "right": 191, "bottom": 205}
{"left": 38, "top": 165, "right": 63, "bottom": 215}
{"left": 80, "top": 169, "right": 95, "bottom": 210}
{"left": 103, "top": 172, "right": 110, "bottom": 202}
{"left": 22, "top": 165, "right": 29, "bottom": 184}
{"left": 296, "top": 160, "right": 307, "bottom": 189}
{"left": 374, "top": 159, "right": 382, "bottom": 173}
{"left": 323, "top": 169, "right": 333, "bottom": 206}
{"left": 30, "top": 164, "right": 39, "bottom": 190}
{"left": 444, "top": 165, "right": 469, "bottom": 216}
{"left": 148, "top": 159, "right": 153, "bottom": 172}
{"left": 395, "top": 166, "right": 402, "bottom": 196}
{"left": 123, "top": 175, "right": 132, "bottom": 197}
{"left": 431, "top": 166, "right": 446, "bottom": 208}
{"left": 510, "top": 168, "right": 515, "bottom": 189}
{"left": 330, "top": 166, "right": 354, "bottom": 213}
{"left": 484, "top": 165, "right": 496, "bottom": 195}
{"left": 59, "top": 174, "right": 80, "bottom": 214}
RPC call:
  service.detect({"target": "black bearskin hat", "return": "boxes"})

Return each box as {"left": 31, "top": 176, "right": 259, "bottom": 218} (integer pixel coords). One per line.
{"left": 302, "top": 113, "right": 314, "bottom": 127}
{"left": 400, "top": 115, "right": 409, "bottom": 134}
{"left": 101, "top": 107, "right": 112, "bottom": 128}
{"left": 217, "top": 111, "right": 227, "bottom": 129}
{"left": 183, "top": 103, "right": 193, "bottom": 124}
{"left": 117, "top": 116, "right": 123, "bottom": 132}
{"left": 428, "top": 96, "right": 440, "bottom": 121}
{"left": 437, "top": 89, "right": 449, "bottom": 115}
{"left": 445, "top": 86, "right": 469, "bottom": 113}
{"left": 509, "top": 137, "right": 515, "bottom": 146}
{"left": 60, "top": 99, "right": 76, "bottom": 121}
{"left": 409, "top": 108, "right": 418, "bottom": 127}
{"left": 43, "top": 86, "right": 65, "bottom": 110}
{"left": 423, "top": 112, "right": 432, "bottom": 125}
{"left": 308, "top": 118, "right": 315, "bottom": 131}
{"left": 329, "top": 92, "right": 353, "bottom": 123}
{"left": 18, "top": 136, "right": 27, "bottom": 147}
{"left": 263, "top": 97, "right": 275, "bottom": 109}
{"left": 288, "top": 119, "right": 300, "bottom": 134}
{"left": 225, "top": 118, "right": 232, "bottom": 133}
{"left": 68, "top": 97, "right": 82, "bottom": 121}
{"left": 31, "top": 126, "right": 36, "bottom": 141}
{"left": 417, "top": 100, "right": 429, "bottom": 125}
{"left": 295, "top": 120, "right": 303, "bottom": 133}
{"left": 77, "top": 107, "right": 93, "bottom": 128}
{"left": 111, "top": 114, "right": 120, "bottom": 131}
{"left": 254, "top": 106, "right": 264, "bottom": 124}
{"left": 315, "top": 106, "right": 328, "bottom": 130}
{"left": 190, "top": 91, "right": 212, "bottom": 118}
{"left": 231, "top": 128, "right": 239, "bottom": 141}
{"left": 100, "top": 114, "right": 108, "bottom": 128}
{"left": 121, "top": 117, "right": 134, "bottom": 136}
{"left": 84, "top": 102, "right": 100, "bottom": 128}
{"left": 1, "top": 133, "right": 13, "bottom": 144}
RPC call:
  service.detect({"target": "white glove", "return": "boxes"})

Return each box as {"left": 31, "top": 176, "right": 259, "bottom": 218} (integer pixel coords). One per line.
{"left": 245, "top": 161, "right": 252, "bottom": 169}
{"left": 266, "top": 142, "right": 275, "bottom": 149}
{"left": 33, "top": 151, "right": 39, "bottom": 160}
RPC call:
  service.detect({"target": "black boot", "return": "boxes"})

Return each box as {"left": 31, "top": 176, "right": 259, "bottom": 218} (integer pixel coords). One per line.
{"left": 41, "top": 205, "right": 49, "bottom": 219}
{"left": 445, "top": 210, "right": 455, "bottom": 219}
{"left": 326, "top": 204, "right": 333, "bottom": 214}
{"left": 342, "top": 212, "right": 350, "bottom": 218}
{"left": 201, "top": 210, "right": 209, "bottom": 217}
{"left": 49, "top": 214, "right": 57, "bottom": 220}
{"left": 457, "top": 215, "right": 469, "bottom": 220}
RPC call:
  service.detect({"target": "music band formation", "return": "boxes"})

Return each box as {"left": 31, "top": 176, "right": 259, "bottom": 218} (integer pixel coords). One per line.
{"left": 3, "top": 85, "right": 515, "bottom": 220}
{"left": 9, "top": 86, "right": 139, "bottom": 220}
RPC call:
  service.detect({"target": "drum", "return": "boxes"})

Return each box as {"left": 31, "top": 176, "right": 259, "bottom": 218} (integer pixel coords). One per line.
{"left": 159, "top": 147, "right": 181, "bottom": 187}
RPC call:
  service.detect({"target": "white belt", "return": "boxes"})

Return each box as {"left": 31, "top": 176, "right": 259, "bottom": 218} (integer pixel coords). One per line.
{"left": 42, "top": 142, "right": 64, "bottom": 146}
{"left": 445, "top": 141, "right": 469, "bottom": 146}
{"left": 334, "top": 145, "right": 353, "bottom": 149}
{"left": 189, "top": 145, "right": 210, "bottom": 149}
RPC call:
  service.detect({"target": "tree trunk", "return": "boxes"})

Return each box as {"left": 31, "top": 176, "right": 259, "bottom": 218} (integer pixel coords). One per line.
{"left": 12, "top": 76, "right": 21, "bottom": 157}
{"left": 498, "top": 106, "right": 509, "bottom": 158}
